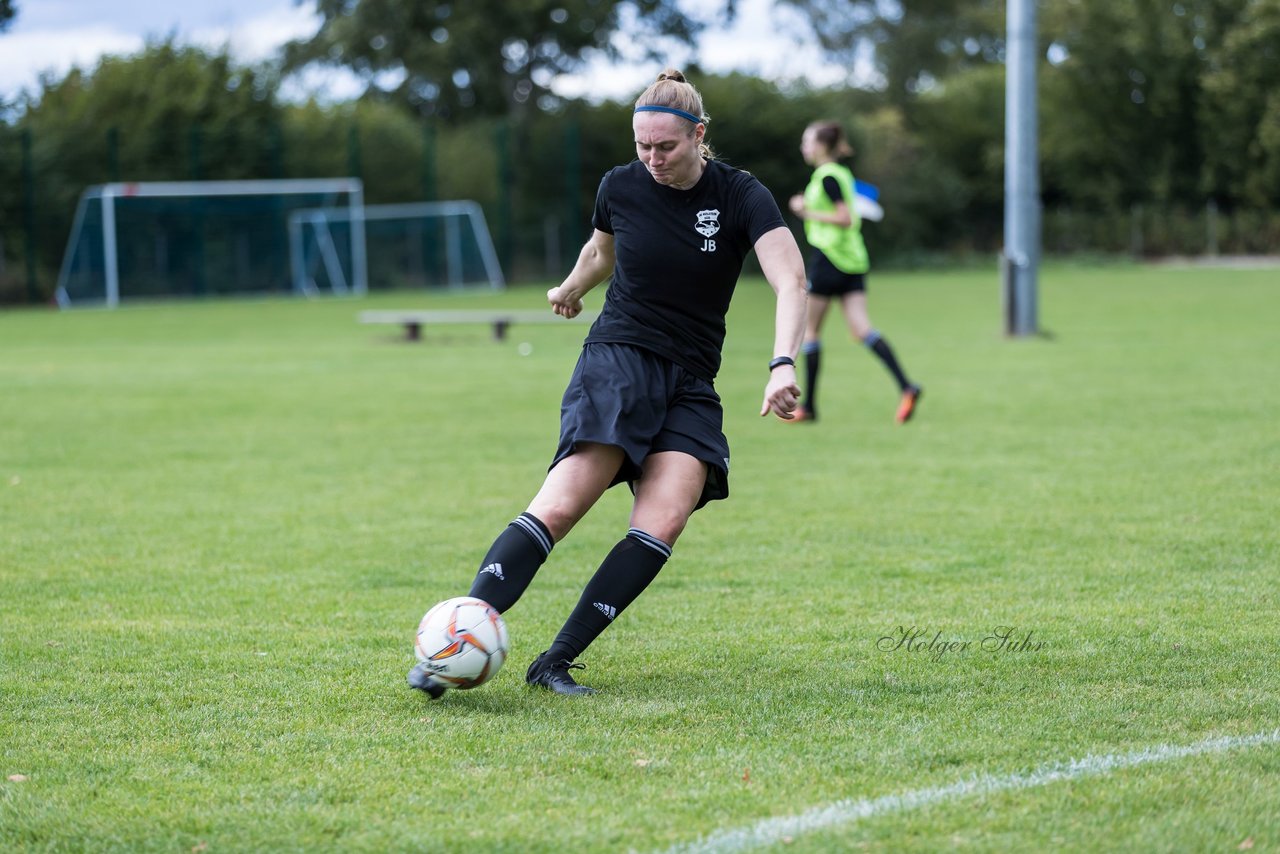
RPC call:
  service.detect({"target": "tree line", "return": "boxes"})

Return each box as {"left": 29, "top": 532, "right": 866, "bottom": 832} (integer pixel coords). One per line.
{"left": 2, "top": 0, "right": 1278, "bottom": 304}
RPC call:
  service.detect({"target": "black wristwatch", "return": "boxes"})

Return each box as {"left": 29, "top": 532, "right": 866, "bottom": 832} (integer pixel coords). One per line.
{"left": 768, "top": 356, "right": 796, "bottom": 371}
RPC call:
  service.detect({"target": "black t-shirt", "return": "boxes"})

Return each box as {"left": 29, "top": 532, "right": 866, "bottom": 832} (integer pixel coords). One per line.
{"left": 823, "top": 175, "right": 843, "bottom": 203}
{"left": 585, "top": 159, "right": 786, "bottom": 381}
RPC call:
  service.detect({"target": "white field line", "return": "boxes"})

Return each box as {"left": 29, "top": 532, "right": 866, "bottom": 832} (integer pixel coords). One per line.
{"left": 660, "top": 729, "right": 1280, "bottom": 854}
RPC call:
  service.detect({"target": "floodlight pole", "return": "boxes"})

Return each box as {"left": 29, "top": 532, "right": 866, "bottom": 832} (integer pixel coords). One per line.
{"left": 1003, "top": 0, "right": 1040, "bottom": 336}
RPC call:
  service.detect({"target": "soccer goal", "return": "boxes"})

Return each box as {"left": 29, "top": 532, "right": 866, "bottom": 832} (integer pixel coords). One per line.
{"left": 288, "top": 200, "right": 504, "bottom": 294}
{"left": 55, "top": 178, "right": 366, "bottom": 308}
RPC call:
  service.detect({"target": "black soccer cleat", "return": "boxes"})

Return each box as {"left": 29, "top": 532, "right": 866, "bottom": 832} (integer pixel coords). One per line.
{"left": 407, "top": 662, "right": 447, "bottom": 700}
{"left": 526, "top": 651, "right": 596, "bottom": 695}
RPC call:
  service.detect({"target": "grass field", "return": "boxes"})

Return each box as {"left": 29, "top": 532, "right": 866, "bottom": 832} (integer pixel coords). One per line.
{"left": 2, "top": 263, "right": 1277, "bottom": 852}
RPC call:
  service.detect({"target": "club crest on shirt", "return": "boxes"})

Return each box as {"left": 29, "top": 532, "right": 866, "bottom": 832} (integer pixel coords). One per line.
{"left": 694, "top": 209, "right": 721, "bottom": 238}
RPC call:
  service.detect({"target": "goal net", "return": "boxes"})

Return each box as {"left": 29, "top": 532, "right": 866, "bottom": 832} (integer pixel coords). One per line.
{"left": 289, "top": 200, "right": 504, "bottom": 294}
{"left": 55, "top": 179, "right": 365, "bottom": 308}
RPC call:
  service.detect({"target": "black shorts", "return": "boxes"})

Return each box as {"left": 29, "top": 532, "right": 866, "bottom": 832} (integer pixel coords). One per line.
{"left": 552, "top": 342, "right": 730, "bottom": 510}
{"left": 807, "top": 251, "right": 867, "bottom": 297}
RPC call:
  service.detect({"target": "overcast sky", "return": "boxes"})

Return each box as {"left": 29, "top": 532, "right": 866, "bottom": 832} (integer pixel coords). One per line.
{"left": 0, "top": 0, "right": 855, "bottom": 104}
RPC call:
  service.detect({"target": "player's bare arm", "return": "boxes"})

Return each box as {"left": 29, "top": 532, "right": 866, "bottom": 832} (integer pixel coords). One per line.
{"left": 753, "top": 225, "right": 807, "bottom": 418}
{"left": 548, "top": 229, "right": 615, "bottom": 318}
{"left": 789, "top": 194, "right": 853, "bottom": 228}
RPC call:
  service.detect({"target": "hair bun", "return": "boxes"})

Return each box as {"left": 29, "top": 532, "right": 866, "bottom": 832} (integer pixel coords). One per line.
{"left": 657, "top": 69, "right": 686, "bottom": 83}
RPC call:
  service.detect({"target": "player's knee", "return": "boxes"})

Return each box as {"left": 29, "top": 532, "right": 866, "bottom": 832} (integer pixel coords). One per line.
{"left": 632, "top": 510, "right": 688, "bottom": 546}
{"left": 526, "top": 500, "right": 585, "bottom": 542}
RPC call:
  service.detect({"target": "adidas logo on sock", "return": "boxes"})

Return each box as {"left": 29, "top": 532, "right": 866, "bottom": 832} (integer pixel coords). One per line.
{"left": 480, "top": 562, "right": 505, "bottom": 580}
{"left": 593, "top": 601, "right": 617, "bottom": 620}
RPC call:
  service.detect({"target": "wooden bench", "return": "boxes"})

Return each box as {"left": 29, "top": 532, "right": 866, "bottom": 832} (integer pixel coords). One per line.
{"left": 358, "top": 309, "right": 598, "bottom": 341}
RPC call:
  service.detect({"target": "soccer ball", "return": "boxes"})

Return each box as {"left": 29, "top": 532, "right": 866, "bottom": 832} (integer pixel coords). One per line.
{"left": 413, "top": 596, "right": 509, "bottom": 689}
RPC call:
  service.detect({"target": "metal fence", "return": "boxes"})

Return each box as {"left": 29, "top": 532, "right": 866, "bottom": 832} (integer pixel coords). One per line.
{"left": 4, "top": 120, "right": 1277, "bottom": 306}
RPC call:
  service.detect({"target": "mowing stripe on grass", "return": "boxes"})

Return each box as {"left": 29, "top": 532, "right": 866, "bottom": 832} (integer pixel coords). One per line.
{"left": 662, "top": 730, "right": 1280, "bottom": 854}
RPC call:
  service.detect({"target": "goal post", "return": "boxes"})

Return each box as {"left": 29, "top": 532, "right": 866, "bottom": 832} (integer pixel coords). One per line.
{"left": 55, "top": 178, "right": 366, "bottom": 308}
{"left": 289, "top": 200, "right": 505, "bottom": 293}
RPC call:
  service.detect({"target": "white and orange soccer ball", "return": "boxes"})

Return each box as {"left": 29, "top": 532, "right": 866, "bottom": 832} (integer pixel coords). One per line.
{"left": 413, "top": 596, "right": 509, "bottom": 689}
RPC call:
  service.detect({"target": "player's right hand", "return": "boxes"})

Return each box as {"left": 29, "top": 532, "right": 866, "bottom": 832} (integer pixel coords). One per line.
{"left": 547, "top": 285, "right": 584, "bottom": 318}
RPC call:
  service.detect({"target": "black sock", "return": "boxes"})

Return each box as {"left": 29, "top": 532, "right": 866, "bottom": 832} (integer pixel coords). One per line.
{"left": 802, "top": 340, "right": 821, "bottom": 416}
{"left": 865, "top": 330, "right": 912, "bottom": 391}
{"left": 467, "top": 512, "right": 553, "bottom": 614}
{"left": 545, "top": 529, "right": 671, "bottom": 662}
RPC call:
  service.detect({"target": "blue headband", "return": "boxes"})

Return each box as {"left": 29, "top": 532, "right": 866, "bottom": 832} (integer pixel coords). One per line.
{"left": 634, "top": 105, "right": 703, "bottom": 124}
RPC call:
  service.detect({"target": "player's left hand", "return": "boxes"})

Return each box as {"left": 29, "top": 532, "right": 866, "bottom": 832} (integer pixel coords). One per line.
{"left": 760, "top": 367, "right": 801, "bottom": 419}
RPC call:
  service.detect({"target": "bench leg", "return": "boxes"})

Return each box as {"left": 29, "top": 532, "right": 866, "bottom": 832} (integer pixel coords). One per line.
{"left": 405, "top": 322, "right": 422, "bottom": 341}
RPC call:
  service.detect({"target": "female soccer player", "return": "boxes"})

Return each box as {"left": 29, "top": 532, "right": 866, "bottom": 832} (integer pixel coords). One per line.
{"left": 787, "top": 120, "right": 922, "bottom": 424}
{"left": 409, "top": 69, "right": 807, "bottom": 697}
